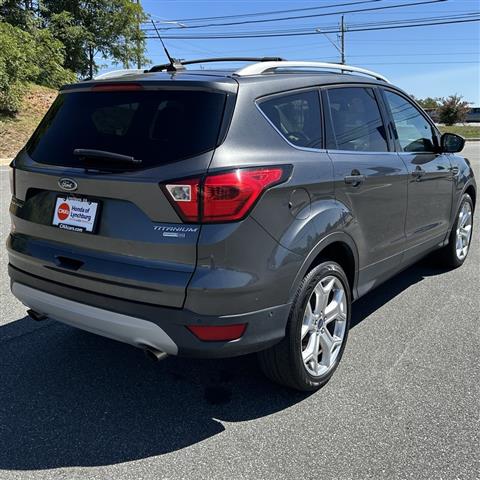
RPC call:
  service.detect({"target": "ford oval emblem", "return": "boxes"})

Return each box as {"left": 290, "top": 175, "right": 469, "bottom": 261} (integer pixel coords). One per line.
{"left": 58, "top": 178, "right": 78, "bottom": 192}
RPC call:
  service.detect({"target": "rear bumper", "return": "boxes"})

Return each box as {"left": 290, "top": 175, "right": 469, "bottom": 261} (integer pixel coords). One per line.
{"left": 9, "top": 265, "right": 290, "bottom": 358}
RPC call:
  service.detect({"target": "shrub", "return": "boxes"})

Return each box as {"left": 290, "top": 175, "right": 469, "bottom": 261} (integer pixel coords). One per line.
{"left": 438, "top": 95, "right": 471, "bottom": 126}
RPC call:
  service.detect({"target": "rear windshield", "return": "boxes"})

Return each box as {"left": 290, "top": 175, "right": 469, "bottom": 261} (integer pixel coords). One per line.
{"left": 26, "top": 89, "right": 227, "bottom": 169}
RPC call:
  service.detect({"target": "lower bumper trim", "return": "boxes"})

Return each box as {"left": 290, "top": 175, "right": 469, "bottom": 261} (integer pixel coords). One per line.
{"left": 9, "top": 265, "right": 291, "bottom": 358}
{"left": 12, "top": 282, "right": 179, "bottom": 355}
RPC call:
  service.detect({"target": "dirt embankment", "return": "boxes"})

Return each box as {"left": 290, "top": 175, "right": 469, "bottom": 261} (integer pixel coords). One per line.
{"left": 0, "top": 84, "right": 57, "bottom": 159}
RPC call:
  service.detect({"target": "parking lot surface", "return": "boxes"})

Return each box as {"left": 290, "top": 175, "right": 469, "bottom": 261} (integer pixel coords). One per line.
{"left": 0, "top": 143, "right": 478, "bottom": 480}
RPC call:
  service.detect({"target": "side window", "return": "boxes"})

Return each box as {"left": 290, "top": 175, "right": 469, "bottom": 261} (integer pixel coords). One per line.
{"left": 326, "top": 87, "right": 389, "bottom": 152}
{"left": 383, "top": 91, "right": 436, "bottom": 152}
{"left": 259, "top": 90, "right": 322, "bottom": 149}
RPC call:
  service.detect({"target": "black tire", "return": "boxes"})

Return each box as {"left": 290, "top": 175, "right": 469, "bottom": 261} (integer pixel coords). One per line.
{"left": 436, "top": 193, "right": 474, "bottom": 269}
{"left": 258, "top": 261, "right": 351, "bottom": 391}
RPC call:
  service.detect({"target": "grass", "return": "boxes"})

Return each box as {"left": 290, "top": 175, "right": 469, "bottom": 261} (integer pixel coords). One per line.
{"left": 0, "top": 84, "right": 57, "bottom": 158}
{"left": 438, "top": 124, "right": 480, "bottom": 139}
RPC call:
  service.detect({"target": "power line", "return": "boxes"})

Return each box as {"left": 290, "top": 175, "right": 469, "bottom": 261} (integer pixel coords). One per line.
{"left": 345, "top": 11, "right": 479, "bottom": 28}
{"left": 141, "top": 13, "right": 478, "bottom": 37}
{"left": 142, "top": 0, "right": 447, "bottom": 31}
{"left": 143, "top": 16, "right": 480, "bottom": 40}
{"left": 159, "top": 0, "right": 380, "bottom": 24}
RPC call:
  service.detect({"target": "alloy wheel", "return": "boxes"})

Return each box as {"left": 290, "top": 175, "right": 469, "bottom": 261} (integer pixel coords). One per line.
{"left": 301, "top": 275, "right": 348, "bottom": 377}
{"left": 456, "top": 201, "right": 473, "bottom": 260}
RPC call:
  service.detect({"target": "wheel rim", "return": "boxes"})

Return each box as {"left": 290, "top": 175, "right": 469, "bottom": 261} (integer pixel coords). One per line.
{"left": 456, "top": 201, "right": 473, "bottom": 261}
{"left": 301, "top": 275, "right": 348, "bottom": 377}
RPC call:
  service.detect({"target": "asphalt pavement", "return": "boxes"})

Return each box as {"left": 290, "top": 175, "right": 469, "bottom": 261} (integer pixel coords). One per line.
{"left": 0, "top": 144, "right": 479, "bottom": 480}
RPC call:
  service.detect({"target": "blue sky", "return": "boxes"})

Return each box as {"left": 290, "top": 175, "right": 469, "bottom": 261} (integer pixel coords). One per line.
{"left": 105, "top": 0, "right": 480, "bottom": 104}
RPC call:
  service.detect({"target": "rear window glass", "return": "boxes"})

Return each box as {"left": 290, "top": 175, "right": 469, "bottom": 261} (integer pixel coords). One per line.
{"left": 26, "top": 89, "right": 227, "bottom": 169}
{"left": 326, "top": 87, "right": 388, "bottom": 152}
{"left": 259, "top": 90, "right": 322, "bottom": 149}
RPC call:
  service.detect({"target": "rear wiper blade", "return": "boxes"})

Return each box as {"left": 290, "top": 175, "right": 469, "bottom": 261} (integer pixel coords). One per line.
{"left": 73, "top": 149, "right": 142, "bottom": 166}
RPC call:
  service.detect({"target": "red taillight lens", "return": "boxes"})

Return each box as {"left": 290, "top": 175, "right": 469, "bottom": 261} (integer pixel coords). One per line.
{"left": 187, "top": 324, "right": 247, "bottom": 341}
{"left": 162, "top": 166, "right": 287, "bottom": 223}
{"left": 203, "top": 168, "right": 284, "bottom": 222}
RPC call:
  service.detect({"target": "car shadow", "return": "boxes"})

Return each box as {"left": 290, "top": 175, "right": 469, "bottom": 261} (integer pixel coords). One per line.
{"left": 0, "top": 318, "right": 310, "bottom": 470}
{"left": 0, "top": 258, "right": 449, "bottom": 470}
{"left": 350, "top": 256, "right": 446, "bottom": 329}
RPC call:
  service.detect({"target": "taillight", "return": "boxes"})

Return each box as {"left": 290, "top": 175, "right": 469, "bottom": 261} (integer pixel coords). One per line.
{"left": 203, "top": 168, "right": 284, "bottom": 222}
{"left": 162, "top": 166, "right": 288, "bottom": 223}
{"left": 187, "top": 324, "right": 247, "bottom": 341}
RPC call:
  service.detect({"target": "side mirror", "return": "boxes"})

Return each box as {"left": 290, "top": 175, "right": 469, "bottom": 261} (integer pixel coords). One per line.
{"left": 441, "top": 132, "right": 465, "bottom": 153}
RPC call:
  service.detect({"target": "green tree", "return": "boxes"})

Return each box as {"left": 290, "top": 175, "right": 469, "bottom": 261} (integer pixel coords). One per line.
{"left": 0, "top": 21, "right": 31, "bottom": 113}
{"left": 32, "top": 27, "right": 77, "bottom": 87}
{"left": 0, "top": 0, "right": 37, "bottom": 29}
{"left": 415, "top": 97, "right": 441, "bottom": 109}
{"left": 0, "top": 21, "right": 75, "bottom": 113}
{"left": 48, "top": 11, "right": 90, "bottom": 77}
{"left": 438, "top": 95, "right": 471, "bottom": 126}
{"left": 42, "top": 0, "right": 149, "bottom": 78}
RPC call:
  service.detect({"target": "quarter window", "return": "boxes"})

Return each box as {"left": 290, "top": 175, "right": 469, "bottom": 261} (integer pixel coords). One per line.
{"left": 383, "top": 90, "right": 436, "bottom": 152}
{"left": 326, "top": 87, "right": 388, "bottom": 152}
{"left": 259, "top": 90, "right": 322, "bottom": 149}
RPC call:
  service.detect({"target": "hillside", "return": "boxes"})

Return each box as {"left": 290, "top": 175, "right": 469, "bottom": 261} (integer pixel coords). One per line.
{"left": 0, "top": 84, "right": 57, "bottom": 159}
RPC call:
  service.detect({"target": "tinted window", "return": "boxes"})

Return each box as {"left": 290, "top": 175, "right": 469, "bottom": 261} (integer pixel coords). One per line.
{"left": 326, "top": 87, "right": 388, "bottom": 152}
{"left": 26, "top": 90, "right": 226, "bottom": 169}
{"left": 384, "top": 90, "right": 436, "bottom": 152}
{"left": 259, "top": 90, "right": 322, "bottom": 149}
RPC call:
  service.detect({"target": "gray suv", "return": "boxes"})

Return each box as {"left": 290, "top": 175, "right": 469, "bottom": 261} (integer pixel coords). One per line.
{"left": 7, "top": 59, "right": 476, "bottom": 391}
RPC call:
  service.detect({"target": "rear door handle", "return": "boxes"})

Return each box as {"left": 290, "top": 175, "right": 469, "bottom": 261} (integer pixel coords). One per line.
{"left": 344, "top": 174, "right": 366, "bottom": 186}
{"left": 451, "top": 166, "right": 459, "bottom": 176}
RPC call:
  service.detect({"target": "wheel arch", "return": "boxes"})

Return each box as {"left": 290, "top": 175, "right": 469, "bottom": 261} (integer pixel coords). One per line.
{"left": 464, "top": 183, "right": 476, "bottom": 209}
{"left": 288, "top": 232, "right": 359, "bottom": 303}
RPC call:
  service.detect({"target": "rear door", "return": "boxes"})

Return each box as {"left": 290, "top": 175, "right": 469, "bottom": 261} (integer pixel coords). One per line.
{"left": 323, "top": 86, "right": 409, "bottom": 296}
{"left": 10, "top": 84, "right": 231, "bottom": 307}
{"left": 381, "top": 89, "right": 453, "bottom": 256}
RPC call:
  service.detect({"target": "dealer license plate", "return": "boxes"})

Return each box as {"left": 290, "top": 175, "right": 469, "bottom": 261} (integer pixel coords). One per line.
{"left": 52, "top": 196, "right": 100, "bottom": 233}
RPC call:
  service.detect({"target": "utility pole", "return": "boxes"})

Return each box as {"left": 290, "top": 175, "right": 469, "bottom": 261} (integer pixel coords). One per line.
{"left": 340, "top": 15, "right": 346, "bottom": 64}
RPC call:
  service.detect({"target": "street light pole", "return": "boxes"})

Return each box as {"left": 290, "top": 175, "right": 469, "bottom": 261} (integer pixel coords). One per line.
{"left": 316, "top": 27, "right": 341, "bottom": 63}
{"left": 316, "top": 15, "right": 346, "bottom": 65}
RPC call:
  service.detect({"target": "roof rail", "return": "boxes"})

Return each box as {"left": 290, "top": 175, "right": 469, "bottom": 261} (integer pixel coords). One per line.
{"left": 234, "top": 61, "right": 389, "bottom": 83}
{"left": 94, "top": 69, "right": 144, "bottom": 80}
{"left": 148, "top": 57, "right": 286, "bottom": 73}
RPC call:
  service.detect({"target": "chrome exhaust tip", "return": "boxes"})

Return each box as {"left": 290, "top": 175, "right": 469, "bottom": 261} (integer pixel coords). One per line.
{"left": 143, "top": 346, "right": 168, "bottom": 362}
